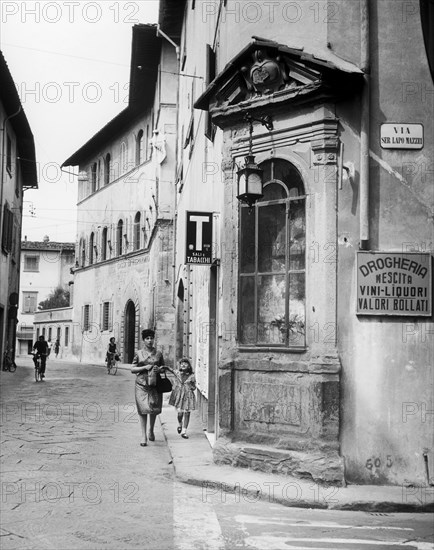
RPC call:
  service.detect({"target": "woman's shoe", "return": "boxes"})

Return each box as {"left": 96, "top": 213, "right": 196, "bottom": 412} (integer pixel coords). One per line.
{"left": 148, "top": 432, "right": 155, "bottom": 441}
{"left": 140, "top": 442, "right": 147, "bottom": 447}
{"left": 177, "top": 426, "right": 182, "bottom": 434}
{"left": 181, "top": 433, "right": 189, "bottom": 439}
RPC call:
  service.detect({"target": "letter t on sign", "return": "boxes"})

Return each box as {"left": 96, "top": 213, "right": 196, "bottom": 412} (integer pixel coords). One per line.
{"left": 186, "top": 211, "right": 213, "bottom": 265}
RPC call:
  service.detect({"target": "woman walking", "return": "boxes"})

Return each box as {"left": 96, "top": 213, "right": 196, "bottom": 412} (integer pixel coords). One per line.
{"left": 131, "top": 329, "right": 166, "bottom": 447}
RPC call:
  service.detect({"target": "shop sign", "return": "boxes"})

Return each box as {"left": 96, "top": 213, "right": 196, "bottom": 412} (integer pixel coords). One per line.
{"left": 356, "top": 252, "right": 432, "bottom": 316}
{"left": 380, "top": 123, "right": 423, "bottom": 149}
{"left": 186, "top": 211, "right": 213, "bottom": 265}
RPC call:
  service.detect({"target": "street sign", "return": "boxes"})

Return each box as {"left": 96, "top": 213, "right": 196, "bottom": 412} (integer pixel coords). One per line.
{"left": 380, "top": 123, "right": 423, "bottom": 149}
{"left": 186, "top": 211, "right": 213, "bottom": 265}
{"left": 356, "top": 252, "right": 432, "bottom": 316}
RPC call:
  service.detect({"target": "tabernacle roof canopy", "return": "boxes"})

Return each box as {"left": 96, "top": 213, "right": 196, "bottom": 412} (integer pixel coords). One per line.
{"left": 194, "top": 37, "right": 364, "bottom": 128}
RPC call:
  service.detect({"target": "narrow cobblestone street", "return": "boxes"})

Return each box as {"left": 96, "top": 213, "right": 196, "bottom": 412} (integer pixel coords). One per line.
{"left": 1, "top": 358, "right": 433, "bottom": 550}
{"left": 1, "top": 358, "right": 177, "bottom": 549}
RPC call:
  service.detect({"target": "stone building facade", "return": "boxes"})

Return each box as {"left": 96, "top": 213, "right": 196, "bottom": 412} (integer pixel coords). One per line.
{"left": 62, "top": 25, "right": 177, "bottom": 366}
{"left": 164, "top": 0, "right": 433, "bottom": 486}
{"left": 0, "top": 51, "right": 37, "bottom": 361}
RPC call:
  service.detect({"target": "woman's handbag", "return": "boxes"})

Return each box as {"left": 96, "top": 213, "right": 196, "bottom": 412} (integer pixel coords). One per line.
{"left": 156, "top": 372, "right": 173, "bottom": 393}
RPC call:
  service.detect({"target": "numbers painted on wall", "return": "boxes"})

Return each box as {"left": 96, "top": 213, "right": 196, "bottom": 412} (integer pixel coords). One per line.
{"left": 365, "top": 456, "right": 394, "bottom": 470}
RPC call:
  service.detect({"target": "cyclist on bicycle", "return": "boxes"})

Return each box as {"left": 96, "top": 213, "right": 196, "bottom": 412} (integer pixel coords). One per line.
{"left": 106, "top": 337, "right": 119, "bottom": 373}
{"left": 33, "top": 335, "right": 49, "bottom": 379}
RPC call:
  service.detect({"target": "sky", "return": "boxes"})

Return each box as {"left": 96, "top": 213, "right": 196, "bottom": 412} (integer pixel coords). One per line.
{"left": 0, "top": 0, "right": 160, "bottom": 243}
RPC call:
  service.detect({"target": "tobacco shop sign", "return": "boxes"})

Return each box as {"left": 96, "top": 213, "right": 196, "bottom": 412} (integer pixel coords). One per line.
{"left": 357, "top": 252, "right": 432, "bottom": 316}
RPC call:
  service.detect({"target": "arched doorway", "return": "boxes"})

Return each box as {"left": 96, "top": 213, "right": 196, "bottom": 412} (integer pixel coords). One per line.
{"left": 124, "top": 300, "right": 136, "bottom": 363}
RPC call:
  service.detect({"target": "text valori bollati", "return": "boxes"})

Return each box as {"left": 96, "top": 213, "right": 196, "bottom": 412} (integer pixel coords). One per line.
{"left": 356, "top": 252, "right": 432, "bottom": 316}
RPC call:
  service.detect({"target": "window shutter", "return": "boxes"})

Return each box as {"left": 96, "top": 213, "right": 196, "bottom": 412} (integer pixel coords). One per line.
{"left": 99, "top": 302, "right": 103, "bottom": 330}
{"left": 205, "top": 44, "right": 217, "bottom": 142}
{"left": 89, "top": 305, "right": 93, "bottom": 332}
{"left": 109, "top": 302, "right": 113, "bottom": 331}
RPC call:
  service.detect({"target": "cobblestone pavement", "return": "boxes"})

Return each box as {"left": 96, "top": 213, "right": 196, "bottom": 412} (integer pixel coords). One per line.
{"left": 1, "top": 358, "right": 433, "bottom": 550}
{"left": 1, "top": 358, "right": 177, "bottom": 549}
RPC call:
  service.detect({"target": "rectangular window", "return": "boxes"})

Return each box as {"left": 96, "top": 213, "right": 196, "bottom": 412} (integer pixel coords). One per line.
{"left": 24, "top": 254, "right": 40, "bottom": 271}
{"left": 82, "top": 304, "right": 92, "bottom": 331}
{"left": 57, "top": 327, "right": 61, "bottom": 340}
{"left": 36, "top": 328, "right": 40, "bottom": 339}
{"left": 1, "top": 204, "right": 13, "bottom": 254}
{"left": 101, "top": 301, "right": 113, "bottom": 331}
{"left": 48, "top": 327, "right": 52, "bottom": 341}
{"left": 42, "top": 327, "right": 46, "bottom": 338}
{"left": 65, "top": 326, "right": 69, "bottom": 347}
{"left": 22, "top": 291, "right": 38, "bottom": 313}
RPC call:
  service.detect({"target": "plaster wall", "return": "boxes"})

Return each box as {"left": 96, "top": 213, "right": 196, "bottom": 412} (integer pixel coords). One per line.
{"left": 174, "top": 5, "right": 224, "bottom": 391}
{"left": 33, "top": 307, "right": 74, "bottom": 359}
{"left": 18, "top": 247, "right": 74, "bottom": 350}
{"left": 71, "top": 48, "right": 177, "bottom": 366}
{"left": 215, "top": 0, "right": 328, "bottom": 67}
{"left": 335, "top": 2, "right": 434, "bottom": 485}
{"left": 176, "top": 0, "right": 433, "bottom": 484}
{"left": 20, "top": 249, "right": 71, "bottom": 318}
{"left": 0, "top": 104, "right": 20, "bottom": 308}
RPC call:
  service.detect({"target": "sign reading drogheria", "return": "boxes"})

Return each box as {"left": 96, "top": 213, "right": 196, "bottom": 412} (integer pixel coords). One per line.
{"left": 186, "top": 211, "right": 213, "bottom": 265}
{"left": 380, "top": 123, "right": 423, "bottom": 149}
{"left": 357, "top": 252, "right": 432, "bottom": 316}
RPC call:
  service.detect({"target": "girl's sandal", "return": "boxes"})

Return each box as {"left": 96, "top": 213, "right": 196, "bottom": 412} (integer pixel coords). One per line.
{"left": 181, "top": 433, "right": 189, "bottom": 439}
{"left": 140, "top": 442, "right": 147, "bottom": 447}
{"left": 177, "top": 426, "right": 182, "bottom": 434}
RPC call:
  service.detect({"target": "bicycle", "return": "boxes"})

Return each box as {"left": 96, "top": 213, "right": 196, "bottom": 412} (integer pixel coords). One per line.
{"left": 107, "top": 353, "right": 118, "bottom": 376}
{"left": 33, "top": 353, "right": 43, "bottom": 382}
{"left": 2, "top": 349, "right": 17, "bottom": 372}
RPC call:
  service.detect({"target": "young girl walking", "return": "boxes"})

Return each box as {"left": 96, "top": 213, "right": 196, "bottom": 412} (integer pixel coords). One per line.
{"left": 169, "top": 357, "right": 196, "bottom": 439}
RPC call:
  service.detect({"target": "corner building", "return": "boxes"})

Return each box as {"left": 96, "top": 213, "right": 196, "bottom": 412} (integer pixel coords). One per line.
{"left": 166, "top": 0, "right": 433, "bottom": 485}
{"left": 63, "top": 25, "right": 177, "bottom": 366}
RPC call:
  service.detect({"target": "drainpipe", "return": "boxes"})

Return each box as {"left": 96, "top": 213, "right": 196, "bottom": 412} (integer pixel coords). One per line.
{"left": 360, "top": 0, "right": 370, "bottom": 250}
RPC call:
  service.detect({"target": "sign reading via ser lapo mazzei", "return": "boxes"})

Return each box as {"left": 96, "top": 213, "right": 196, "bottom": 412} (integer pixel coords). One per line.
{"left": 357, "top": 252, "right": 432, "bottom": 316}
{"left": 186, "top": 211, "right": 213, "bottom": 265}
{"left": 380, "top": 123, "right": 423, "bottom": 149}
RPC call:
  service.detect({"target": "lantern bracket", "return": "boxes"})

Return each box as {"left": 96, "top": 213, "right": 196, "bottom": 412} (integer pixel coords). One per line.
{"left": 244, "top": 112, "right": 273, "bottom": 133}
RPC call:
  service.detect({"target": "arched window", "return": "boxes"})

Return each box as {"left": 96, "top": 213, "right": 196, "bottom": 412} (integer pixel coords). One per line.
{"left": 97, "top": 159, "right": 101, "bottom": 189}
{"left": 117, "top": 219, "right": 123, "bottom": 256}
{"left": 136, "top": 130, "right": 143, "bottom": 165}
{"left": 91, "top": 163, "right": 97, "bottom": 193}
{"left": 133, "top": 212, "right": 141, "bottom": 250}
{"left": 80, "top": 238, "right": 86, "bottom": 267}
{"left": 89, "top": 232, "right": 94, "bottom": 265}
{"left": 101, "top": 227, "right": 108, "bottom": 260}
{"left": 120, "top": 142, "right": 128, "bottom": 174}
{"left": 104, "top": 153, "right": 111, "bottom": 185}
{"left": 239, "top": 158, "right": 306, "bottom": 347}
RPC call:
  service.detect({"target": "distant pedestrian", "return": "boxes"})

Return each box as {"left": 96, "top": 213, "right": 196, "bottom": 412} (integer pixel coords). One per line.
{"left": 169, "top": 357, "right": 196, "bottom": 439}
{"left": 106, "top": 337, "right": 119, "bottom": 373}
{"left": 131, "top": 329, "right": 167, "bottom": 447}
{"left": 54, "top": 339, "right": 60, "bottom": 358}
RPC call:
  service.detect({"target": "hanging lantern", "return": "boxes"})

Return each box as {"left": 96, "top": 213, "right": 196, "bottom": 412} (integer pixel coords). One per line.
{"left": 237, "top": 154, "right": 263, "bottom": 208}
{"left": 236, "top": 115, "right": 264, "bottom": 209}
